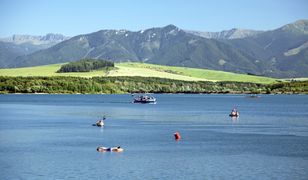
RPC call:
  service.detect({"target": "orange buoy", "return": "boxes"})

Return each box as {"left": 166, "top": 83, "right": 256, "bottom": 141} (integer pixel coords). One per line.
{"left": 174, "top": 131, "right": 181, "bottom": 141}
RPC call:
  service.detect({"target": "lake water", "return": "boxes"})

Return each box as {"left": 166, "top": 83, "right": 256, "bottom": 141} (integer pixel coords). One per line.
{"left": 0, "top": 94, "right": 308, "bottom": 179}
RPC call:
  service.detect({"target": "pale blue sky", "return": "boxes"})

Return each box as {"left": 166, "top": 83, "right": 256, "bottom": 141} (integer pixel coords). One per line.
{"left": 1, "top": 0, "right": 307, "bottom": 37}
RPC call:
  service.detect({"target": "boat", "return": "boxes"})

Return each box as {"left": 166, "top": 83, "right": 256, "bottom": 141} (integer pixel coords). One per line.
{"left": 246, "top": 94, "right": 260, "bottom": 98}
{"left": 133, "top": 94, "right": 156, "bottom": 103}
{"left": 229, "top": 108, "right": 239, "bottom": 117}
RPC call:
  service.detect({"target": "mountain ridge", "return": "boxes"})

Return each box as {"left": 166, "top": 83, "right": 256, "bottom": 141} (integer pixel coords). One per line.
{"left": 1, "top": 20, "right": 308, "bottom": 78}
{"left": 185, "top": 28, "right": 263, "bottom": 39}
{"left": 0, "top": 33, "right": 70, "bottom": 68}
{"left": 0, "top": 33, "right": 70, "bottom": 45}
{"left": 12, "top": 24, "right": 263, "bottom": 76}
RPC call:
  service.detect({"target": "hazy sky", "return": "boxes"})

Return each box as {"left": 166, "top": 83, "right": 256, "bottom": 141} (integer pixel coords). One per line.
{"left": 1, "top": 0, "right": 307, "bottom": 37}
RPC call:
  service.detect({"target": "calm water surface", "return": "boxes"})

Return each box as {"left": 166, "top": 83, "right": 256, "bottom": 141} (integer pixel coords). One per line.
{"left": 0, "top": 94, "right": 308, "bottom": 179}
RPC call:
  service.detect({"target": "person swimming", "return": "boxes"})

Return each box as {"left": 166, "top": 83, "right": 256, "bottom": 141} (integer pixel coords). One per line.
{"left": 95, "top": 120, "right": 104, "bottom": 127}
{"left": 229, "top": 108, "right": 239, "bottom": 117}
{"left": 97, "top": 146, "right": 124, "bottom": 152}
{"left": 111, "top": 146, "right": 123, "bottom": 152}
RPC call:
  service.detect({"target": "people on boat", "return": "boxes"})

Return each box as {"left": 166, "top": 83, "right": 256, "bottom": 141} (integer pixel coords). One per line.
{"left": 97, "top": 146, "right": 124, "bottom": 152}
{"left": 95, "top": 120, "right": 104, "bottom": 127}
{"left": 93, "top": 114, "right": 106, "bottom": 127}
{"left": 133, "top": 94, "right": 156, "bottom": 103}
{"left": 229, "top": 108, "right": 239, "bottom": 117}
{"left": 246, "top": 94, "right": 260, "bottom": 98}
{"left": 174, "top": 131, "right": 181, "bottom": 141}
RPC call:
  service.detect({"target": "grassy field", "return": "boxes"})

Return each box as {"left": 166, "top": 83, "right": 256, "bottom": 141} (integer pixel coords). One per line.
{"left": 0, "top": 64, "right": 107, "bottom": 78}
{"left": 0, "top": 62, "right": 278, "bottom": 84}
{"left": 118, "top": 63, "right": 277, "bottom": 84}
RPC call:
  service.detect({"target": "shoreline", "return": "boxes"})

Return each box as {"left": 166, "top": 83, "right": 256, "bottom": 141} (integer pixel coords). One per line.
{"left": 1, "top": 92, "right": 307, "bottom": 95}
{"left": 0, "top": 76, "right": 307, "bottom": 95}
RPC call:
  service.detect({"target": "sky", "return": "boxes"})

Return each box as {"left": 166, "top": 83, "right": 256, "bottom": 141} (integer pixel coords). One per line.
{"left": 1, "top": 0, "right": 307, "bottom": 37}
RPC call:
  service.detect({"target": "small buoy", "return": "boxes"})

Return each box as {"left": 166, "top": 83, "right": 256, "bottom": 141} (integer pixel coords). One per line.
{"left": 174, "top": 131, "right": 181, "bottom": 141}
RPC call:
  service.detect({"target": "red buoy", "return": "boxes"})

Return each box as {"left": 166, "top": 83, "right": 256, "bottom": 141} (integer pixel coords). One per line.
{"left": 174, "top": 131, "right": 181, "bottom": 141}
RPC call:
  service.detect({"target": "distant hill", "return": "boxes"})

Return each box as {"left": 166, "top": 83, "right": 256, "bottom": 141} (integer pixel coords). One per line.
{"left": 0, "top": 33, "right": 69, "bottom": 45}
{"left": 1, "top": 20, "right": 308, "bottom": 78}
{"left": 0, "top": 34, "right": 69, "bottom": 67}
{"left": 188, "top": 20, "right": 308, "bottom": 77}
{"left": 225, "top": 20, "right": 308, "bottom": 77}
{"left": 0, "top": 41, "right": 45, "bottom": 68}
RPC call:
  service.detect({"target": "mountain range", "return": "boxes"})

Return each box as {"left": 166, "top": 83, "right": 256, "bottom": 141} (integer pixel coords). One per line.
{"left": 0, "top": 34, "right": 69, "bottom": 68}
{"left": 0, "top": 33, "right": 69, "bottom": 45}
{"left": 0, "top": 20, "right": 307, "bottom": 78}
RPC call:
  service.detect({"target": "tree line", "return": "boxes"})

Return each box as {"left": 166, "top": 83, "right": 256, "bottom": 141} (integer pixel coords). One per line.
{"left": 57, "top": 59, "right": 114, "bottom": 73}
{"left": 0, "top": 76, "right": 307, "bottom": 94}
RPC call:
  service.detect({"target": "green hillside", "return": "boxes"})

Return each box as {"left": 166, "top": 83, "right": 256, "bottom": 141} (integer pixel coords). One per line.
{"left": 118, "top": 63, "right": 277, "bottom": 84}
{"left": 0, "top": 62, "right": 277, "bottom": 84}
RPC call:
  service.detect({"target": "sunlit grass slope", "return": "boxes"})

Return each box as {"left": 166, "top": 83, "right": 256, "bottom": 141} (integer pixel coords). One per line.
{"left": 0, "top": 62, "right": 277, "bottom": 84}
{"left": 117, "top": 62, "right": 277, "bottom": 84}
{"left": 0, "top": 64, "right": 104, "bottom": 78}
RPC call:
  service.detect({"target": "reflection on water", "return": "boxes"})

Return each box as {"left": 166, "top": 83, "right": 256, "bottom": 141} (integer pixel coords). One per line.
{"left": 231, "top": 116, "right": 239, "bottom": 123}
{"left": 0, "top": 94, "right": 308, "bottom": 179}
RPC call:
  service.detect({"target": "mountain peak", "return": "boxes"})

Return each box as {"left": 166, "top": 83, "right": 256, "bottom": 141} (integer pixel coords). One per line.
{"left": 41, "top": 33, "right": 67, "bottom": 41}
{"left": 163, "top": 24, "right": 180, "bottom": 31}
{"left": 292, "top": 19, "right": 308, "bottom": 26}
